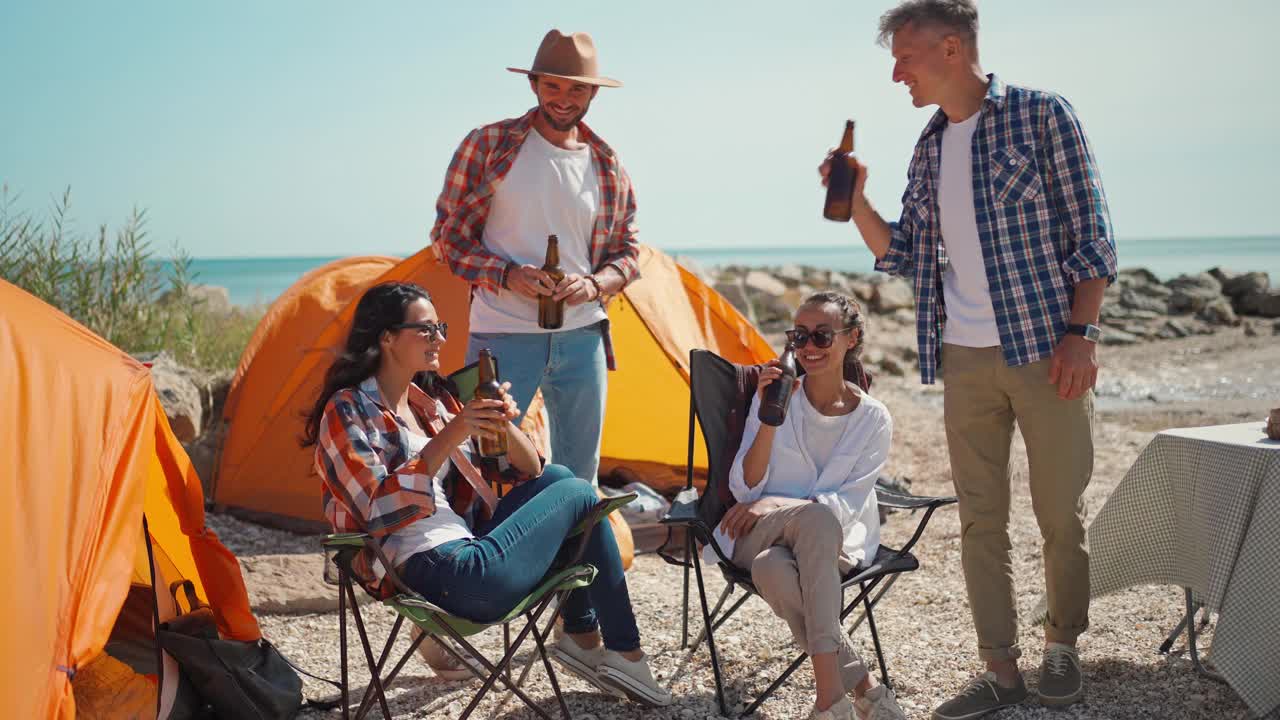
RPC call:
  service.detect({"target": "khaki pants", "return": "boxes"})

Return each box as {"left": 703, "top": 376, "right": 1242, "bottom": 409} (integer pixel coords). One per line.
{"left": 941, "top": 344, "right": 1093, "bottom": 662}
{"left": 731, "top": 503, "right": 868, "bottom": 690}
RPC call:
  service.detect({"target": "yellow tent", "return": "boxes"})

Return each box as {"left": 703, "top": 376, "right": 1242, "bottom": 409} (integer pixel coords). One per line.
{"left": 212, "top": 244, "right": 773, "bottom": 527}
{"left": 0, "top": 280, "right": 260, "bottom": 720}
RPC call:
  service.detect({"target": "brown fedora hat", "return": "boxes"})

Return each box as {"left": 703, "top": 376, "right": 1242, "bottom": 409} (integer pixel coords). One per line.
{"left": 507, "top": 29, "right": 622, "bottom": 88}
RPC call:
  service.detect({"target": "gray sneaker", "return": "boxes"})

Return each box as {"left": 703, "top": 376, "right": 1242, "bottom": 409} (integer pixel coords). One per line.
{"left": 933, "top": 671, "right": 1028, "bottom": 720}
{"left": 1038, "top": 643, "right": 1084, "bottom": 706}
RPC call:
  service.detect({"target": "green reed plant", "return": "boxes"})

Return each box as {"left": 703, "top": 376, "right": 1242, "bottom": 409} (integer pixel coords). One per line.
{"left": 1, "top": 185, "right": 260, "bottom": 372}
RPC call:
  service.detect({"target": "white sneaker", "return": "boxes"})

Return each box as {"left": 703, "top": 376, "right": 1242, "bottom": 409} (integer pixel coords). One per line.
{"left": 548, "top": 635, "right": 621, "bottom": 698}
{"left": 596, "top": 650, "right": 673, "bottom": 707}
{"left": 854, "top": 685, "right": 907, "bottom": 720}
{"left": 810, "top": 696, "right": 856, "bottom": 720}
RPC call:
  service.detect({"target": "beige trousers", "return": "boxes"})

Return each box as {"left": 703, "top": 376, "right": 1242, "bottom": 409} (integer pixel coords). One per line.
{"left": 941, "top": 344, "right": 1093, "bottom": 662}
{"left": 731, "top": 502, "right": 868, "bottom": 690}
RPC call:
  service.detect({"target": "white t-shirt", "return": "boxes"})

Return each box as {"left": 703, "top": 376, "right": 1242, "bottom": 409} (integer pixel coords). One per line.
{"left": 469, "top": 128, "right": 609, "bottom": 334}
{"left": 939, "top": 111, "right": 1001, "bottom": 347}
{"left": 376, "top": 399, "right": 475, "bottom": 577}
{"left": 799, "top": 387, "right": 848, "bottom": 472}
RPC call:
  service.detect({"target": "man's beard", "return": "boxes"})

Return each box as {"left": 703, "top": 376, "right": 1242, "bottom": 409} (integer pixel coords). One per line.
{"left": 540, "top": 103, "right": 588, "bottom": 132}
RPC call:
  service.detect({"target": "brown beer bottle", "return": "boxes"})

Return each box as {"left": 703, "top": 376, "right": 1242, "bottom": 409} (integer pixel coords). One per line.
{"left": 758, "top": 341, "right": 798, "bottom": 427}
{"left": 474, "top": 348, "right": 508, "bottom": 458}
{"left": 823, "top": 120, "right": 858, "bottom": 222}
{"left": 537, "top": 234, "right": 566, "bottom": 330}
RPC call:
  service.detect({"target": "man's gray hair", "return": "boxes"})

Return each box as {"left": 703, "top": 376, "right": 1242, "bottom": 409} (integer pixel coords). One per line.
{"left": 877, "top": 0, "right": 979, "bottom": 48}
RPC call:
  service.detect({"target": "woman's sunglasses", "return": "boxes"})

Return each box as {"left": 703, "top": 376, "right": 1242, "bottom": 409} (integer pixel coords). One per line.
{"left": 785, "top": 326, "right": 853, "bottom": 349}
{"left": 391, "top": 321, "right": 448, "bottom": 341}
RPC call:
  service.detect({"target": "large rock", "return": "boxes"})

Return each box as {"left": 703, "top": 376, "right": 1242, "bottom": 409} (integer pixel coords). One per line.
{"left": 1101, "top": 328, "right": 1140, "bottom": 345}
{"left": 848, "top": 280, "right": 875, "bottom": 304}
{"left": 141, "top": 352, "right": 204, "bottom": 443}
{"left": 1197, "top": 298, "right": 1239, "bottom": 327}
{"left": 1238, "top": 289, "right": 1280, "bottom": 317}
{"left": 1167, "top": 272, "right": 1224, "bottom": 315}
{"left": 775, "top": 264, "right": 808, "bottom": 287}
{"left": 1119, "top": 289, "right": 1168, "bottom": 314}
{"left": 1119, "top": 268, "right": 1161, "bottom": 286}
{"left": 871, "top": 278, "right": 914, "bottom": 313}
{"left": 744, "top": 270, "right": 788, "bottom": 298}
{"left": 1222, "top": 271, "right": 1270, "bottom": 298}
{"left": 714, "top": 280, "right": 755, "bottom": 324}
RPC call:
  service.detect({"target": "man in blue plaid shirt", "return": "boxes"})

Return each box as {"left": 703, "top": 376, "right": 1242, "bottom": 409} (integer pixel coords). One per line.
{"left": 822, "top": 2, "right": 1117, "bottom": 717}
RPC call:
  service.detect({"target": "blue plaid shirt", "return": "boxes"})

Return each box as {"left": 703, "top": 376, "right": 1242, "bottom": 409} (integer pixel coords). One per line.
{"left": 875, "top": 75, "right": 1117, "bottom": 384}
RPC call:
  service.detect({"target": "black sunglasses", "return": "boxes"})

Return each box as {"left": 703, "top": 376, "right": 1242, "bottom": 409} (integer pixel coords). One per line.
{"left": 390, "top": 321, "right": 448, "bottom": 341}
{"left": 785, "top": 326, "right": 853, "bottom": 349}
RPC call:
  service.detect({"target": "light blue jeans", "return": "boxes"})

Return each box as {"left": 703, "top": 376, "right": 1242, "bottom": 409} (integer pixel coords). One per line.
{"left": 466, "top": 321, "right": 607, "bottom": 485}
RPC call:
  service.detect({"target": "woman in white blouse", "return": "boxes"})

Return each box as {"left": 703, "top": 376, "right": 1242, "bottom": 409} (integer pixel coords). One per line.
{"left": 720, "top": 291, "right": 905, "bottom": 720}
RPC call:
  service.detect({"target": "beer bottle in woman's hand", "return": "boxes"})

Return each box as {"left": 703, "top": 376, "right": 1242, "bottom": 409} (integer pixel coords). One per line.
{"left": 474, "top": 349, "right": 508, "bottom": 457}
{"left": 758, "top": 341, "right": 798, "bottom": 426}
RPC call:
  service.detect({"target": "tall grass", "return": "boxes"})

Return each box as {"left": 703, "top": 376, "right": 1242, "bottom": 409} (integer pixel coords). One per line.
{"left": 1, "top": 185, "right": 260, "bottom": 372}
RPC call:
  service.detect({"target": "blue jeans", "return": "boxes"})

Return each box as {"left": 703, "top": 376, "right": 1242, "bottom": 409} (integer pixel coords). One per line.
{"left": 467, "top": 322, "right": 607, "bottom": 485}
{"left": 400, "top": 464, "right": 641, "bottom": 652}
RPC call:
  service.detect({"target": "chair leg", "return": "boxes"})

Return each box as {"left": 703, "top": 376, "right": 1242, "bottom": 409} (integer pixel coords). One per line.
{"left": 862, "top": 590, "right": 892, "bottom": 690}
{"left": 741, "top": 651, "right": 809, "bottom": 718}
{"left": 344, "top": 581, "right": 394, "bottom": 720}
{"left": 692, "top": 545, "right": 731, "bottom": 717}
{"left": 339, "top": 569, "right": 351, "bottom": 720}
{"left": 526, "top": 608, "right": 572, "bottom": 720}
{"left": 689, "top": 583, "right": 735, "bottom": 652}
{"left": 843, "top": 574, "right": 899, "bottom": 639}
{"left": 353, "top": 626, "right": 426, "bottom": 720}
{"left": 440, "top": 597, "right": 560, "bottom": 720}
{"left": 682, "top": 532, "right": 692, "bottom": 649}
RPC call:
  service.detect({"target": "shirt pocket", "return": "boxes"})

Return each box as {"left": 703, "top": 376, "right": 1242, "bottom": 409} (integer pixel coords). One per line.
{"left": 989, "top": 145, "right": 1044, "bottom": 205}
{"left": 900, "top": 176, "right": 932, "bottom": 230}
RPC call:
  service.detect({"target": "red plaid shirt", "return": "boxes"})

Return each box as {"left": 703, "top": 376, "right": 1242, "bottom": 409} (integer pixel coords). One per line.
{"left": 316, "top": 376, "right": 538, "bottom": 597}
{"left": 429, "top": 108, "right": 640, "bottom": 370}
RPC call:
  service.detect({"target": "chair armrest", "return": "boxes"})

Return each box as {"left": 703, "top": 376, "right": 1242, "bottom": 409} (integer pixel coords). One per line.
{"left": 661, "top": 497, "right": 699, "bottom": 524}
{"left": 323, "top": 532, "right": 370, "bottom": 548}
{"left": 875, "top": 486, "right": 957, "bottom": 510}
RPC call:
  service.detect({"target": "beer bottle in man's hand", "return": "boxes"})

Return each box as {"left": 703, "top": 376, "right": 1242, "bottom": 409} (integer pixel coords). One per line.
{"left": 474, "top": 348, "right": 508, "bottom": 458}
{"left": 823, "top": 120, "right": 858, "bottom": 222}
{"left": 758, "top": 341, "right": 798, "bottom": 427}
{"left": 538, "top": 234, "right": 565, "bottom": 329}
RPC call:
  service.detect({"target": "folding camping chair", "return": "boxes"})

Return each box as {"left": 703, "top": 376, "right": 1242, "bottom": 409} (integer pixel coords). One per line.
{"left": 324, "top": 491, "right": 636, "bottom": 720}
{"left": 658, "top": 349, "right": 957, "bottom": 717}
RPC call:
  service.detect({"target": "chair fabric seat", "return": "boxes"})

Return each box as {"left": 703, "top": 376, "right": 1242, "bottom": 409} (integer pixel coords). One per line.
{"left": 391, "top": 565, "right": 597, "bottom": 638}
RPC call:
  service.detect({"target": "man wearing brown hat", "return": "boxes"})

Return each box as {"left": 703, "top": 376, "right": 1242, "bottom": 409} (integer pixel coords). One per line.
{"left": 429, "top": 30, "right": 670, "bottom": 707}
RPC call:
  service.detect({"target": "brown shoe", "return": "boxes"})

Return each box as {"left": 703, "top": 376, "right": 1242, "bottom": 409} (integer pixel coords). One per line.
{"left": 932, "top": 672, "right": 1028, "bottom": 720}
{"left": 1037, "top": 643, "right": 1084, "bottom": 706}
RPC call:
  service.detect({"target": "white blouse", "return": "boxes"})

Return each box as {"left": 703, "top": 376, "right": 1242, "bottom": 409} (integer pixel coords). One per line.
{"left": 721, "top": 380, "right": 893, "bottom": 566}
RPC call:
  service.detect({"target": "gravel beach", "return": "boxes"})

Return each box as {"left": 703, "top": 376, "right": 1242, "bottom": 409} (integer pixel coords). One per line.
{"left": 210, "top": 326, "right": 1273, "bottom": 719}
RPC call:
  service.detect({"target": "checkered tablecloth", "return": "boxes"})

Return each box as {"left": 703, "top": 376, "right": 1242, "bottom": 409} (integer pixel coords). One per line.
{"left": 1087, "top": 421, "right": 1280, "bottom": 717}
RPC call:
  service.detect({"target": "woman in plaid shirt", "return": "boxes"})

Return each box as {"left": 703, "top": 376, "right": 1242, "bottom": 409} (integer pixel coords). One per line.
{"left": 302, "top": 282, "right": 671, "bottom": 707}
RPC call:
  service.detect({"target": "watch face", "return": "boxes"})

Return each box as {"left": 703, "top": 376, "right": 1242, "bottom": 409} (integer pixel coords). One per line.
{"left": 1084, "top": 325, "right": 1101, "bottom": 342}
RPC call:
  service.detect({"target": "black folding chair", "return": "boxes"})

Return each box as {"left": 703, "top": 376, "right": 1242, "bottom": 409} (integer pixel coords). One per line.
{"left": 658, "top": 349, "right": 956, "bottom": 717}
{"left": 324, "top": 492, "right": 635, "bottom": 720}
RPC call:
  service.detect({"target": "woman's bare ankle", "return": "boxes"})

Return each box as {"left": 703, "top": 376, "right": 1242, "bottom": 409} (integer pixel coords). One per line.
{"left": 568, "top": 630, "right": 601, "bottom": 650}
{"left": 619, "top": 648, "right": 644, "bottom": 662}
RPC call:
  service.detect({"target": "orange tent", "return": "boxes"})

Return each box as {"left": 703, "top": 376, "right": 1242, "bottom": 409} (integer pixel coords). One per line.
{"left": 212, "top": 244, "right": 772, "bottom": 527}
{"left": 0, "top": 280, "right": 260, "bottom": 720}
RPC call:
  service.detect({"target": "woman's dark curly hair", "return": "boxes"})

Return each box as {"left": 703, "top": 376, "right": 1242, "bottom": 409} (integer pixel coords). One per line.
{"left": 301, "top": 281, "right": 433, "bottom": 447}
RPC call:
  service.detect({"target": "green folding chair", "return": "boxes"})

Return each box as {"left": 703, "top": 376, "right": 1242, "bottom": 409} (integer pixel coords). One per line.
{"left": 324, "top": 492, "right": 636, "bottom": 720}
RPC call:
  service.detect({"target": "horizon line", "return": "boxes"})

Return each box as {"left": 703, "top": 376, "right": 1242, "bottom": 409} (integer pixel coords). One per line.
{"left": 167, "top": 233, "right": 1280, "bottom": 262}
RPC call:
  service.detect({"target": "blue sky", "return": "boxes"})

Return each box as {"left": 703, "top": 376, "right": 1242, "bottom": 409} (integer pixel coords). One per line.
{"left": 2, "top": 1, "right": 1277, "bottom": 258}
